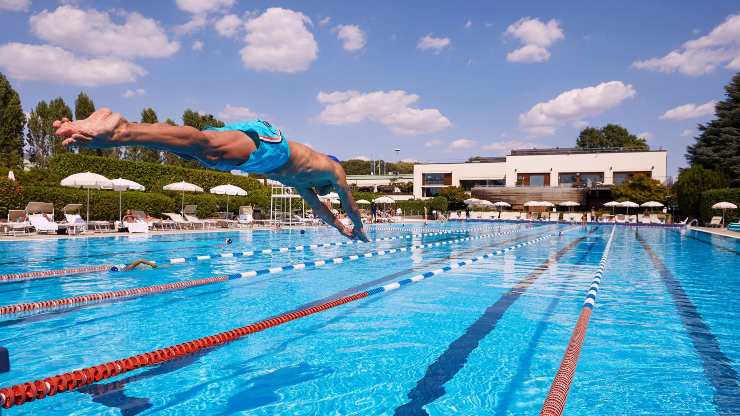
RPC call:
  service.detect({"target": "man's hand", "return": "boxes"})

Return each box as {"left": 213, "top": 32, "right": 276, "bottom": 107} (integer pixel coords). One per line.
{"left": 54, "top": 108, "right": 126, "bottom": 148}
{"left": 351, "top": 226, "right": 369, "bottom": 242}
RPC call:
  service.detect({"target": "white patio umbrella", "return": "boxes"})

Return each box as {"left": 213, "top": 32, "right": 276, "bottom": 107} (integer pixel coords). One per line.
{"left": 523, "top": 201, "right": 542, "bottom": 207}
{"left": 209, "top": 184, "right": 247, "bottom": 214}
{"left": 356, "top": 199, "right": 371, "bottom": 205}
{"left": 105, "top": 178, "right": 145, "bottom": 222}
{"left": 540, "top": 201, "right": 555, "bottom": 208}
{"left": 373, "top": 196, "right": 395, "bottom": 204}
{"left": 558, "top": 201, "right": 579, "bottom": 212}
{"left": 464, "top": 198, "right": 482, "bottom": 205}
{"left": 712, "top": 201, "right": 737, "bottom": 225}
{"left": 163, "top": 181, "right": 204, "bottom": 214}
{"left": 494, "top": 201, "right": 511, "bottom": 218}
{"left": 475, "top": 200, "right": 494, "bottom": 208}
{"left": 619, "top": 201, "right": 639, "bottom": 216}
{"left": 61, "top": 172, "right": 112, "bottom": 222}
{"left": 604, "top": 200, "right": 620, "bottom": 215}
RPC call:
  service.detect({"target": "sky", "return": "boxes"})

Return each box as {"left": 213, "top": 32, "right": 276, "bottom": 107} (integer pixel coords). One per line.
{"left": 0, "top": 0, "right": 738, "bottom": 178}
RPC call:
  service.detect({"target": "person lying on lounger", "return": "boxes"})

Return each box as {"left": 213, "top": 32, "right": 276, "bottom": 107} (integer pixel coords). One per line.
{"left": 53, "top": 109, "right": 368, "bottom": 242}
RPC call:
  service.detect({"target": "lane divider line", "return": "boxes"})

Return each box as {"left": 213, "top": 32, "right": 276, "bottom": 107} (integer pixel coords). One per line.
{"left": 0, "top": 229, "right": 482, "bottom": 284}
{"left": 0, "top": 231, "right": 556, "bottom": 409}
{"left": 0, "top": 226, "right": 538, "bottom": 316}
{"left": 540, "top": 226, "right": 616, "bottom": 416}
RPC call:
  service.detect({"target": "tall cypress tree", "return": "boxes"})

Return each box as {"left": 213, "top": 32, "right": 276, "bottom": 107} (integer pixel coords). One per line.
{"left": 686, "top": 72, "right": 740, "bottom": 186}
{"left": 0, "top": 72, "right": 25, "bottom": 169}
{"left": 26, "top": 101, "right": 52, "bottom": 167}
{"left": 74, "top": 91, "right": 105, "bottom": 156}
{"left": 136, "top": 108, "right": 162, "bottom": 163}
{"left": 48, "top": 97, "right": 73, "bottom": 157}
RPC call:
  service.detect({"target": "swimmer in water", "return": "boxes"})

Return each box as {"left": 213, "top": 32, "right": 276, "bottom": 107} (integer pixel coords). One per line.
{"left": 54, "top": 109, "right": 368, "bottom": 242}
{"left": 111, "top": 259, "right": 158, "bottom": 272}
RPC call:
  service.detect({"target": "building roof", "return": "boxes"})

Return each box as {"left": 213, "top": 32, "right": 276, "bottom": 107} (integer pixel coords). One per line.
{"left": 508, "top": 147, "right": 666, "bottom": 156}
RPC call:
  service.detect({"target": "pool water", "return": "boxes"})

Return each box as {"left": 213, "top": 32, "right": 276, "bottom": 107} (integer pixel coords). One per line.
{"left": 0, "top": 223, "right": 738, "bottom": 415}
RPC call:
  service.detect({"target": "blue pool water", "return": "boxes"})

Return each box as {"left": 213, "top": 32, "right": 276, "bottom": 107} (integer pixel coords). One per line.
{"left": 0, "top": 223, "right": 738, "bottom": 415}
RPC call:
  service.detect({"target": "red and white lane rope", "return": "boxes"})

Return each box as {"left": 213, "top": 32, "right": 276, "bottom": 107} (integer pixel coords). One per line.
{"left": 0, "top": 229, "right": 483, "bottom": 284}
{"left": 540, "top": 226, "right": 616, "bottom": 416}
{"left": 0, "top": 226, "right": 538, "bottom": 316}
{"left": 0, "top": 231, "right": 557, "bottom": 409}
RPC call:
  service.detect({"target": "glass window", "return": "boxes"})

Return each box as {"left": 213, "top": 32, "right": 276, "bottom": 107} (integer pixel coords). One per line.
{"left": 422, "top": 187, "right": 441, "bottom": 197}
{"left": 422, "top": 173, "right": 451, "bottom": 186}
{"left": 459, "top": 179, "right": 505, "bottom": 190}
{"left": 580, "top": 172, "right": 604, "bottom": 187}
{"left": 517, "top": 173, "right": 550, "bottom": 187}
{"left": 613, "top": 171, "right": 650, "bottom": 185}
{"left": 559, "top": 173, "right": 577, "bottom": 187}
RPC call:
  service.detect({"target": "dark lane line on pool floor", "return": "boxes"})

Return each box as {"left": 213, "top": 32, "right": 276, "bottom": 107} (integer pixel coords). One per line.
{"left": 637, "top": 234, "right": 740, "bottom": 416}
{"left": 493, "top": 237, "right": 600, "bottom": 415}
{"left": 394, "top": 231, "right": 593, "bottom": 416}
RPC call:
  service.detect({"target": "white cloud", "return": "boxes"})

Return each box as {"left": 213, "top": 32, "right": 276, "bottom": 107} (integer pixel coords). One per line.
{"left": 633, "top": 13, "right": 740, "bottom": 76}
{"left": 0, "top": 0, "right": 29, "bottom": 12}
{"left": 217, "top": 104, "right": 258, "bottom": 121}
{"left": 214, "top": 14, "right": 241, "bottom": 38}
{"left": 519, "top": 81, "right": 636, "bottom": 137}
{"left": 465, "top": 20, "right": 472, "bottom": 29}
{"left": 637, "top": 131, "right": 653, "bottom": 140}
{"left": 350, "top": 155, "right": 369, "bottom": 161}
{"left": 122, "top": 88, "right": 146, "bottom": 98}
{"left": 449, "top": 138, "right": 476, "bottom": 150}
{"left": 482, "top": 140, "right": 545, "bottom": 152}
{"left": 174, "top": 14, "right": 207, "bottom": 35}
{"left": 0, "top": 42, "right": 145, "bottom": 86}
{"left": 506, "top": 45, "right": 550, "bottom": 63}
{"left": 425, "top": 139, "right": 442, "bottom": 147}
{"left": 241, "top": 8, "right": 318, "bottom": 73}
{"left": 30, "top": 5, "right": 179, "bottom": 58}
{"left": 572, "top": 120, "right": 589, "bottom": 129}
{"left": 192, "top": 40, "right": 203, "bottom": 51}
{"left": 660, "top": 100, "right": 716, "bottom": 120}
{"left": 682, "top": 128, "right": 694, "bottom": 137}
{"left": 317, "top": 90, "right": 451, "bottom": 135}
{"left": 175, "top": 0, "right": 234, "bottom": 15}
{"left": 504, "top": 18, "right": 564, "bottom": 63}
{"left": 417, "top": 34, "right": 451, "bottom": 53}
{"left": 334, "top": 24, "right": 366, "bottom": 52}
{"left": 318, "top": 16, "right": 331, "bottom": 27}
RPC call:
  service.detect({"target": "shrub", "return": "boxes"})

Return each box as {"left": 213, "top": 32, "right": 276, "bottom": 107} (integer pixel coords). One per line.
{"left": 0, "top": 177, "right": 23, "bottom": 218}
{"left": 699, "top": 188, "right": 740, "bottom": 225}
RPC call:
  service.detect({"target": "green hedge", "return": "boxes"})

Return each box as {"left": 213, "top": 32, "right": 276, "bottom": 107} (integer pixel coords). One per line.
{"left": 0, "top": 178, "right": 23, "bottom": 218}
{"left": 35, "top": 153, "right": 270, "bottom": 210}
{"left": 699, "top": 188, "right": 740, "bottom": 224}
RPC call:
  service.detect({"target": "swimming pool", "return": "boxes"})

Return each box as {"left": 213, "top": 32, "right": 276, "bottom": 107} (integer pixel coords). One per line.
{"left": 0, "top": 223, "right": 738, "bottom": 415}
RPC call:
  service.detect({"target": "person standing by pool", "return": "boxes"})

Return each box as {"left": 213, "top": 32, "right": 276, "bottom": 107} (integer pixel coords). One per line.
{"left": 53, "top": 109, "right": 368, "bottom": 242}
{"left": 370, "top": 201, "right": 377, "bottom": 223}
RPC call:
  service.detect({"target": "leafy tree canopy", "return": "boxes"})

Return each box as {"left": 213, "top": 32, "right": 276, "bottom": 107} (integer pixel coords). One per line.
{"left": 686, "top": 72, "right": 740, "bottom": 186}
{"left": 74, "top": 92, "right": 95, "bottom": 120}
{"left": 0, "top": 72, "right": 25, "bottom": 169}
{"left": 672, "top": 165, "right": 728, "bottom": 219}
{"left": 182, "top": 109, "right": 224, "bottom": 130}
{"left": 611, "top": 175, "right": 668, "bottom": 204}
{"left": 576, "top": 124, "right": 649, "bottom": 150}
{"left": 438, "top": 186, "right": 468, "bottom": 210}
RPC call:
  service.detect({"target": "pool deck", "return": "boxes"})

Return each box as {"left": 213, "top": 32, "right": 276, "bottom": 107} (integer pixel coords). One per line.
{"left": 689, "top": 226, "right": 740, "bottom": 239}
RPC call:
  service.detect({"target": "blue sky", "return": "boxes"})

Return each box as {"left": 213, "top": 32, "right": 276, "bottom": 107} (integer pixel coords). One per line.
{"left": 0, "top": 0, "right": 738, "bottom": 177}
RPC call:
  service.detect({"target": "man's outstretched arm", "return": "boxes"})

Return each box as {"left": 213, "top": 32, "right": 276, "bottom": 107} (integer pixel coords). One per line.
{"left": 54, "top": 108, "right": 255, "bottom": 170}
{"left": 332, "top": 169, "right": 368, "bottom": 242}
{"left": 296, "top": 187, "right": 354, "bottom": 239}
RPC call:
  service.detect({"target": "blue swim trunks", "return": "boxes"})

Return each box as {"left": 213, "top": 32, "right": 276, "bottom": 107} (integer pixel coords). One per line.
{"left": 205, "top": 120, "right": 291, "bottom": 173}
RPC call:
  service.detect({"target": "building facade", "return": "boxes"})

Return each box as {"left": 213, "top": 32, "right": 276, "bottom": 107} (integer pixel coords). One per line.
{"left": 413, "top": 148, "right": 668, "bottom": 207}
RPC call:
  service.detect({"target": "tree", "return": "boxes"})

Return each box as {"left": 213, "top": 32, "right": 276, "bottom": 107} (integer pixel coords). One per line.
{"left": 74, "top": 92, "right": 95, "bottom": 120}
{"left": 0, "top": 72, "right": 25, "bottom": 169}
{"left": 438, "top": 186, "right": 468, "bottom": 210}
{"left": 686, "top": 73, "right": 740, "bottom": 186}
{"left": 340, "top": 159, "right": 372, "bottom": 175}
{"left": 611, "top": 175, "right": 669, "bottom": 204}
{"left": 127, "top": 108, "right": 162, "bottom": 163}
{"left": 576, "top": 124, "right": 649, "bottom": 150}
{"left": 74, "top": 91, "right": 104, "bottom": 156}
{"left": 26, "top": 101, "right": 53, "bottom": 167}
{"left": 182, "top": 109, "right": 224, "bottom": 130}
{"left": 48, "top": 97, "right": 73, "bottom": 156}
{"left": 672, "top": 165, "right": 728, "bottom": 220}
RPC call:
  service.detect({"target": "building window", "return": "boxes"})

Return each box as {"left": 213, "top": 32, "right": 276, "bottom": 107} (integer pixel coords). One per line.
{"left": 517, "top": 173, "right": 550, "bottom": 187}
{"left": 422, "top": 173, "right": 452, "bottom": 186}
{"left": 559, "top": 172, "right": 604, "bottom": 187}
{"left": 613, "top": 171, "right": 651, "bottom": 185}
{"left": 459, "top": 179, "right": 505, "bottom": 190}
{"left": 422, "top": 187, "right": 441, "bottom": 197}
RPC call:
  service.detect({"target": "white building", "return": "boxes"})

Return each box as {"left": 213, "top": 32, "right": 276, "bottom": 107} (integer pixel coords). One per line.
{"left": 413, "top": 148, "right": 668, "bottom": 207}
